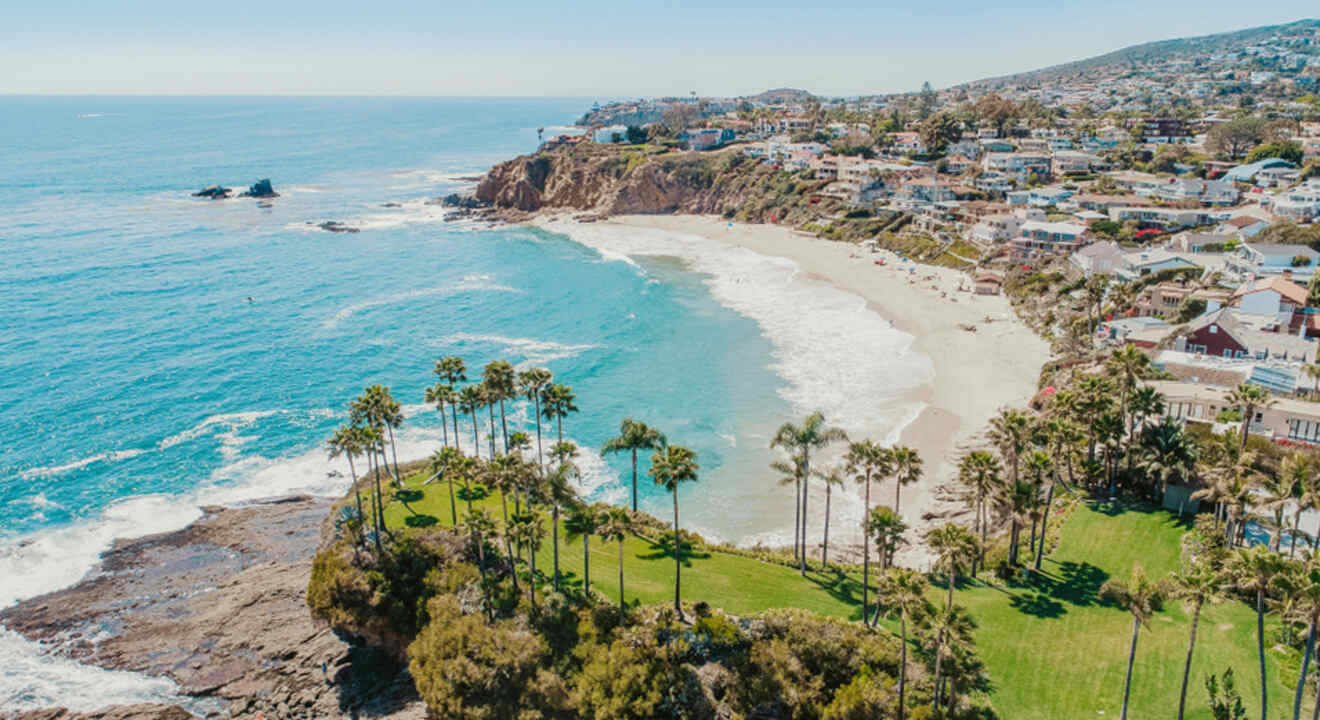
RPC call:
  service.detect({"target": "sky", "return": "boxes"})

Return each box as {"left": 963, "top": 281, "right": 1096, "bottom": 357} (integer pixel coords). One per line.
{"left": 2, "top": 2, "right": 1317, "bottom": 97}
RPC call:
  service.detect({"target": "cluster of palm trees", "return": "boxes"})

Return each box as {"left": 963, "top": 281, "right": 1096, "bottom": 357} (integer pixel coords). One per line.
{"left": 327, "top": 385, "right": 406, "bottom": 555}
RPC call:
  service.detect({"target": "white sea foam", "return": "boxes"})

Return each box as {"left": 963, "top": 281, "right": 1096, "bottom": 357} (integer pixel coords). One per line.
{"left": 0, "top": 629, "right": 186, "bottom": 713}
{"left": 325, "top": 275, "right": 520, "bottom": 329}
{"left": 438, "top": 333, "right": 600, "bottom": 367}
{"left": 18, "top": 449, "right": 147, "bottom": 480}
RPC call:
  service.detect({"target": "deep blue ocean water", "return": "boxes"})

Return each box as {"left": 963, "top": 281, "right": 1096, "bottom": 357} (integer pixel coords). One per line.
{"left": 0, "top": 97, "right": 927, "bottom": 709}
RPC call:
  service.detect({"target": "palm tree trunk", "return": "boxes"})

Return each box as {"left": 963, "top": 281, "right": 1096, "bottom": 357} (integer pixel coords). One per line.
{"left": 630, "top": 449, "right": 639, "bottom": 512}
{"left": 618, "top": 538, "right": 625, "bottom": 615}
{"left": 557, "top": 416, "right": 564, "bottom": 448}
{"left": 528, "top": 542, "right": 537, "bottom": 608}
{"left": 1178, "top": 599, "right": 1203, "bottom": 720}
{"left": 898, "top": 613, "right": 908, "bottom": 720}
{"left": 385, "top": 424, "right": 402, "bottom": 485}
{"left": 552, "top": 504, "right": 561, "bottom": 591}
{"left": 862, "top": 477, "right": 871, "bottom": 627}
{"left": 1294, "top": 613, "right": 1318, "bottom": 720}
{"left": 821, "top": 482, "right": 832, "bottom": 567}
{"left": 508, "top": 534, "right": 519, "bottom": 596}
{"left": 582, "top": 533, "right": 591, "bottom": 595}
{"left": 673, "top": 488, "right": 682, "bottom": 618}
{"left": 369, "top": 450, "right": 385, "bottom": 553}
{"left": 1029, "top": 516, "right": 1038, "bottom": 555}
{"left": 474, "top": 531, "right": 493, "bottom": 622}
{"left": 1293, "top": 508, "right": 1304, "bottom": 559}
{"left": 979, "top": 496, "right": 987, "bottom": 573}
{"left": 498, "top": 398, "right": 509, "bottom": 455}
{"left": 487, "top": 404, "right": 498, "bottom": 458}
{"left": 500, "top": 494, "right": 515, "bottom": 564}
{"left": 470, "top": 411, "right": 481, "bottom": 461}
{"left": 947, "top": 568, "right": 955, "bottom": 613}
{"left": 439, "top": 402, "right": 449, "bottom": 449}
{"left": 1009, "top": 519, "right": 1020, "bottom": 566}
{"left": 1259, "top": 588, "right": 1270, "bottom": 720}
{"left": 346, "top": 454, "right": 364, "bottom": 543}
{"left": 1121, "top": 617, "right": 1138, "bottom": 720}
{"left": 793, "top": 475, "right": 802, "bottom": 564}
{"left": 933, "top": 628, "right": 945, "bottom": 710}
{"left": 1035, "top": 481, "right": 1055, "bottom": 571}
{"left": 450, "top": 404, "right": 461, "bottom": 456}
{"left": 895, "top": 476, "right": 902, "bottom": 516}
{"left": 447, "top": 475, "right": 457, "bottom": 526}
{"left": 533, "top": 394, "right": 545, "bottom": 471}
{"left": 801, "top": 453, "right": 810, "bottom": 577}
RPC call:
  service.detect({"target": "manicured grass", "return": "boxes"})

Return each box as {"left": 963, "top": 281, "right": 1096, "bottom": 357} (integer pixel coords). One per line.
{"left": 376, "top": 472, "right": 1303, "bottom": 719}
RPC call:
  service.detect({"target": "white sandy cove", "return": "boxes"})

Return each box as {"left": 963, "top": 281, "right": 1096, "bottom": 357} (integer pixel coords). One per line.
{"left": 540, "top": 213, "right": 1051, "bottom": 567}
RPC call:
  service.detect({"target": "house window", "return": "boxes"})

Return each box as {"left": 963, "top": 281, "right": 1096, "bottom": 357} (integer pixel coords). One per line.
{"left": 1223, "top": 349, "right": 1233, "bottom": 358}
{"left": 1209, "top": 325, "right": 1218, "bottom": 334}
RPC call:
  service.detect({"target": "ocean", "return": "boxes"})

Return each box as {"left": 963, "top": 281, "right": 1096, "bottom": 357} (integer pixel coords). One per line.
{"left": 0, "top": 96, "right": 928, "bottom": 709}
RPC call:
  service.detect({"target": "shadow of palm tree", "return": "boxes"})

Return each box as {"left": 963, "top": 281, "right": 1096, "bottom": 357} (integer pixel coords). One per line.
{"left": 395, "top": 489, "right": 424, "bottom": 503}
{"left": 1009, "top": 590, "right": 1065, "bottom": 618}
{"left": 639, "top": 535, "right": 712, "bottom": 566}
{"left": 404, "top": 514, "right": 439, "bottom": 528}
{"left": 801, "top": 568, "right": 869, "bottom": 621}
{"left": 456, "top": 485, "right": 489, "bottom": 502}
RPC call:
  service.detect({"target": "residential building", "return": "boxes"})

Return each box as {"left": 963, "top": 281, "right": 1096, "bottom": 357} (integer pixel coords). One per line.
{"left": 1224, "top": 158, "right": 1298, "bottom": 184}
{"left": 1228, "top": 274, "right": 1309, "bottom": 322}
{"left": 1156, "top": 380, "right": 1320, "bottom": 443}
{"left": 1175, "top": 307, "right": 1317, "bottom": 363}
{"left": 1152, "top": 178, "right": 1240, "bottom": 206}
{"left": 683, "top": 128, "right": 735, "bottom": 151}
{"left": 1269, "top": 179, "right": 1320, "bottom": 222}
{"left": 1012, "top": 220, "right": 1088, "bottom": 259}
{"left": 1141, "top": 118, "right": 1193, "bottom": 143}
{"left": 1070, "top": 240, "right": 1125, "bottom": 276}
{"left": 1214, "top": 215, "right": 1271, "bottom": 237}
{"left": 1107, "top": 206, "right": 1222, "bottom": 230}
{"left": 1051, "top": 150, "right": 1104, "bottom": 175}
{"left": 1229, "top": 243, "right": 1320, "bottom": 279}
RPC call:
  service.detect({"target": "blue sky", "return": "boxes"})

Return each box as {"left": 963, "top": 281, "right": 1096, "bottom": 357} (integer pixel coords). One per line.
{"left": 3, "top": 2, "right": 1316, "bottom": 96}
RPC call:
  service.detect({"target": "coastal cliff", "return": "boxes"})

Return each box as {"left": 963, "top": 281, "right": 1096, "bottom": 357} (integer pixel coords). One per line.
{"left": 474, "top": 144, "right": 829, "bottom": 222}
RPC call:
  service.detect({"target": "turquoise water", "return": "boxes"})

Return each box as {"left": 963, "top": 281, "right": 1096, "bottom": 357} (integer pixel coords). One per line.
{"left": 0, "top": 97, "right": 929, "bottom": 710}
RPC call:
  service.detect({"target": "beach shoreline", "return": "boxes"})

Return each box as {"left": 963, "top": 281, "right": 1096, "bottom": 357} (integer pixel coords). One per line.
{"left": 544, "top": 214, "right": 1052, "bottom": 565}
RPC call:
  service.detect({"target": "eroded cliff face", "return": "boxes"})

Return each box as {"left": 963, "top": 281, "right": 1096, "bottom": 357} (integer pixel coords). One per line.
{"left": 474, "top": 146, "right": 794, "bottom": 218}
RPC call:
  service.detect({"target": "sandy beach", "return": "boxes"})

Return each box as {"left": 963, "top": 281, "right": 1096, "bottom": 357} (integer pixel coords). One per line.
{"left": 576, "top": 214, "right": 1052, "bottom": 565}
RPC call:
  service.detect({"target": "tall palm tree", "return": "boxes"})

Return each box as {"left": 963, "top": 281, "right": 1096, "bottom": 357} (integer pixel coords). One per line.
{"left": 649, "top": 442, "right": 699, "bottom": 618}
{"left": 545, "top": 442, "right": 581, "bottom": 591}
{"left": 359, "top": 424, "right": 386, "bottom": 553}
{"left": 815, "top": 466, "right": 846, "bottom": 567}
{"left": 1101, "top": 565, "right": 1170, "bottom": 720}
{"left": 1281, "top": 454, "right": 1314, "bottom": 557}
{"left": 482, "top": 360, "right": 517, "bottom": 455}
{"left": 890, "top": 445, "right": 924, "bottom": 517}
{"left": 998, "top": 477, "right": 1037, "bottom": 567}
{"left": 423, "top": 382, "right": 452, "bottom": 449}
{"left": 428, "top": 446, "right": 462, "bottom": 525}
{"left": 1260, "top": 465, "right": 1302, "bottom": 553}
{"left": 602, "top": 419, "right": 667, "bottom": 512}
{"left": 1076, "top": 376, "right": 1116, "bottom": 463}
{"left": 461, "top": 509, "right": 497, "bottom": 622}
{"left": 598, "top": 507, "right": 632, "bottom": 615}
{"left": 481, "top": 379, "right": 499, "bottom": 459}
{"left": 925, "top": 604, "right": 977, "bottom": 712}
{"left": 434, "top": 357, "right": 468, "bottom": 453}
{"left": 989, "top": 408, "right": 1032, "bottom": 486}
{"left": 1170, "top": 557, "right": 1225, "bottom": 720}
{"left": 1227, "top": 383, "right": 1275, "bottom": 454}
{"left": 1023, "top": 450, "right": 1052, "bottom": 565}
{"left": 458, "top": 385, "right": 485, "bottom": 460}
{"left": 1107, "top": 344, "right": 1151, "bottom": 435}
{"left": 541, "top": 383, "right": 579, "bottom": 447}
{"left": 1127, "top": 386, "right": 1165, "bottom": 447}
{"left": 1272, "top": 561, "right": 1320, "bottom": 720}
{"left": 867, "top": 505, "right": 908, "bottom": 606}
{"left": 877, "top": 567, "right": 930, "bottom": 720}
{"left": 927, "top": 523, "right": 979, "bottom": 612}
{"left": 772, "top": 457, "right": 806, "bottom": 563}
{"left": 564, "top": 504, "right": 603, "bottom": 596}
{"left": 847, "top": 440, "right": 892, "bottom": 622}
{"left": 771, "top": 411, "right": 847, "bottom": 577}
{"left": 1142, "top": 416, "right": 1198, "bottom": 505}
{"left": 1230, "top": 545, "right": 1290, "bottom": 720}
{"left": 1298, "top": 466, "right": 1320, "bottom": 554}
{"left": 328, "top": 420, "right": 369, "bottom": 544}
{"left": 517, "top": 368, "right": 554, "bottom": 468}
{"left": 957, "top": 450, "right": 1001, "bottom": 573}
{"left": 352, "top": 385, "right": 404, "bottom": 485}
{"left": 509, "top": 511, "right": 546, "bottom": 608}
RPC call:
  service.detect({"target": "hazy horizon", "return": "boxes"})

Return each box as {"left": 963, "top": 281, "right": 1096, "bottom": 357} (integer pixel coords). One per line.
{"left": 4, "top": 2, "right": 1318, "bottom": 98}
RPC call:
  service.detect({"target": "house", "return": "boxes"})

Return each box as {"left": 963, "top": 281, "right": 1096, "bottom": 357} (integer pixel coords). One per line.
{"left": 1116, "top": 248, "right": 1203, "bottom": 282}
{"left": 1074, "top": 193, "right": 1148, "bottom": 212}
{"left": 1141, "top": 118, "right": 1193, "bottom": 143}
{"left": 1175, "top": 307, "right": 1317, "bottom": 363}
{"left": 1107, "top": 171, "right": 1165, "bottom": 196}
{"left": 974, "top": 272, "right": 1004, "bottom": 295}
{"left": 1052, "top": 150, "right": 1104, "bottom": 175}
{"left": 1108, "top": 206, "right": 1222, "bottom": 230}
{"left": 1269, "top": 179, "right": 1320, "bottom": 222}
{"left": 1007, "top": 186, "right": 1073, "bottom": 207}
{"left": 592, "top": 124, "right": 631, "bottom": 143}
{"left": 1214, "top": 215, "right": 1271, "bottom": 237}
{"left": 974, "top": 172, "right": 1016, "bottom": 194}
{"left": 1170, "top": 232, "right": 1236, "bottom": 253}
{"left": 1224, "top": 158, "right": 1298, "bottom": 184}
{"left": 1153, "top": 178, "right": 1240, "bottom": 206}
{"left": 1070, "top": 241, "right": 1125, "bottom": 276}
{"left": 1230, "top": 243, "right": 1320, "bottom": 279}
{"left": 892, "top": 132, "right": 925, "bottom": 154}
{"left": 1155, "top": 380, "right": 1320, "bottom": 443}
{"left": 983, "top": 152, "right": 1052, "bottom": 179}
{"left": 1012, "top": 220, "right": 1088, "bottom": 259}
{"left": 971, "top": 213, "right": 1028, "bottom": 244}
{"left": 1133, "top": 283, "right": 1196, "bottom": 319}
{"left": 1229, "top": 274, "right": 1309, "bottom": 321}
{"left": 1100, "top": 316, "right": 1172, "bottom": 346}
{"left": 683, "top": 128, "right": 735, "bottom": 151}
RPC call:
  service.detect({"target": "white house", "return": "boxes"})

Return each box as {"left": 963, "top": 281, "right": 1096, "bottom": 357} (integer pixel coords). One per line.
{"left": 1153, "top": 178, "right": 1239, "bottom": 206}
{"left": 1269, "top": 180, "right": 1320, "bottom": 222}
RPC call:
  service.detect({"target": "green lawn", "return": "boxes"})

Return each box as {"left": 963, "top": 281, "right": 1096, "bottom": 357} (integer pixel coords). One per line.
{"left": 376, "top": 472, "right": 1303, "bottom": 719}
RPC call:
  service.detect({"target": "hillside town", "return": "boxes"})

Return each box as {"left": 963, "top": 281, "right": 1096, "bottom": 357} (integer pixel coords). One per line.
{"left": 543, "top": 21, "right": 1320, "bottom": 453}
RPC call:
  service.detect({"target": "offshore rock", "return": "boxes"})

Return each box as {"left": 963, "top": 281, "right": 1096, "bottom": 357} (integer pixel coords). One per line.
{"left": 190, "top": 185, "right": 231, "bottom": 199}
{"left": 238, "top": 179, "right": 278, "bottom": 198}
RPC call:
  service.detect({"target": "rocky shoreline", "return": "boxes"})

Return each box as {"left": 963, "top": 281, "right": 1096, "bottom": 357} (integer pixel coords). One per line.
{"left": 2, "top": 497, "right": 423, "bottom": 720}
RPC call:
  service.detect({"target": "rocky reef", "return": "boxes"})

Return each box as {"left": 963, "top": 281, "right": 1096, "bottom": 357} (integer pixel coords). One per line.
{"left": 1, "top": 497, "right": 423, "bottom": 720}
{"left": 190, "top": 179, "right": 277, "bottom": 200}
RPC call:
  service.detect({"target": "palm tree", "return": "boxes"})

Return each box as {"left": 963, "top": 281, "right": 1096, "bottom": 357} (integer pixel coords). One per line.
{"left": 423, "top": 382, "right": 452, "bottom": 449}
{"left": 482, "top": 360, "right": 517, "bottom": 455}
{"left": 481, "top": 378, "right": 499, "bottom": 459}
{"left": 602, "top": 419, "right": 666, "bottom": 512}
{"left": 434, "top": 357, "right": 468, "bottom": 454}
{"left": 649, "top": 443, "right": 699, "bottom": 618}
{"left": 815, "top": 466, "right": 846, "bottom": 566}
{"left": 1230, "top": 545, "right": 1290, "bottom": 720}
{"left": 927, "top": 523, "right": 979, "bottom": 612}
{"left": 771, "top": 411, "right": 847, "bottom": 577}
{"left": 847, "top": 440, "right": 892, "bottom": 623}
{"left": 541, "top": 383, "right": 579, "bottom": 447}
{"left": 1076, "top": 376, "right": 1116, "bottom": 463}
{"left": 772, "top": 457, "right": 806, "bottom": 563}
{"left": 1107, "top": 344, "right": 1151, "bottom": 439}
{"left": 564, "top": 504, "right": 602, "bottom": 596}
{"left": 1023, "top": 450, "right": 1052, "bottom": 565}
{"left": 428, "top": 446, "right": 462, "bottom": 525}
{"left": 1227, "top": 383, "right": 1275, "bottom": 454}
{"left": 1142, "top": 416, "right": 1198, "bottom": 505}
{"left": 598, "top": 507, "right": 632, "bottom": 615}
{"left": 867, "top": 505, "right": 908, "bottom": 608}
{"left": 997, "top": 477, "right": 1036, "bottom": 566}
{"left": 877, "top": 567, "right": 930, "bottom": 720}
{"left": 1260, "top": 464, "right": 1302, "bottom": 553}
{"left": 890, "top": 445, "right": 924, "bottom": 517}
{"left": 989, "top": 408, "right": 1032, "bottom": 485}
{"left": 1170, "top": 557, "right": 1225, "bottom": 720}
{"left": 1304, "top": 362, "right": 1320, "bottom": 399}
{"left": 328, "top": 425, "right": 368, "bottom": 547}
{"left": 1100, "top": 565, "right": 1170, "bottom": 720}
{"left": 509, "top": 511, "right": 546, "bottom": 607}
{"left": 1083, "top": 267, "right": 1109, "bottom": 337}
{"left": 957, "top": 450, "right": 1001, "bottom": 573}
{"left": 1275, "top": 562, "right": 1320, "bottom": 720}
{"left": 925, "top": 604, "right": 977, "bottom": 712}
{"left": 1281, "top": 454, "right": 1314, "bottom": 557}
{"left": 545, "top": 443, "right": 581, "bottom": 591}
{"left": 461, "top": 509, "right": 497, "bottom": 621}
{"left": 517, "top": 368, "right": 554, "bottom": 468}
{"left": 1298, "top": 466, "right": 1320, "bottom": 554}
{"left": 458, "top": 385, "right": 485, "bottom": 460}
{"left": 352, "top": 385, "right": 404, "bottom": 485}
